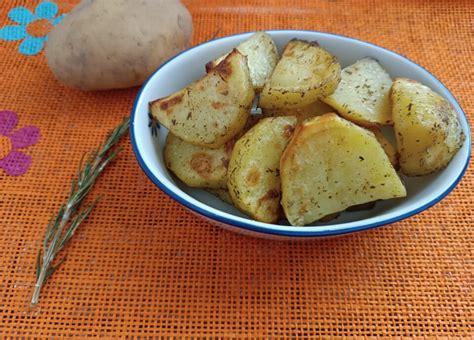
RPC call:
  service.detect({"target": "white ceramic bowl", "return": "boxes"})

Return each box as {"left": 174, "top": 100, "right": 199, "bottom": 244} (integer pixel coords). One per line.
{"left": 130, "top": 30, "right": 471, "bottom": 240}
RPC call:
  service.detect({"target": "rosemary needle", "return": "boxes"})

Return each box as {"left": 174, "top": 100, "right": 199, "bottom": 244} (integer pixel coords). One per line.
{"left": 31, "top": 117, "right": 130, "bottom": 306}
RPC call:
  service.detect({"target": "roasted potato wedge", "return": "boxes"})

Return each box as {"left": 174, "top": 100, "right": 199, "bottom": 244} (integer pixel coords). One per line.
{"left": 164, "top": 114, "right": 262, "bottom": 189}
{"left": 259, "top": 39, "right": 341, "bottom": 109}
{"left": 370, "top": 128, "right": 399, "bottom": 169}
{"left": 150, "top": 50, "right": 255, "bottom": 148}
{"left": 228, "top": 116, "right": 297, "bottom": 223}
{"left": 281, "top": 113, "right": 406, "bottom": 226}
{"left": 206, "top": 31, "right": 278, "bottom": 92}
{"left": 391, "top": 78, "right": 465, "bottom": 176}
{"left": 164, "top": 133, "right": 234, "bottom": 189}
{"left": 322, "top": 57, "right": 393, "bottom": 127}
{"left": 262, "top": 100, "right": 334, "bottom": 124}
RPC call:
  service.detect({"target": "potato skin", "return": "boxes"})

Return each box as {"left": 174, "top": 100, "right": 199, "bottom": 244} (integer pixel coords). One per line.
{"left": 259, "top": 39, "right": 341, "bottom": 109}
{"left": 228, "top": 116, "right": 297, "bottom": 223}
{"left": 390, "top": 78, "right": 465, "bottom": 176}
{"left": 151, "top": 50, "right": 255, "bottom": 148}
{"left": 280, "top": 113, "right": 406, "bottom": 226}
{"left": 45, "top": 0, "right": 192, "bottom": 91}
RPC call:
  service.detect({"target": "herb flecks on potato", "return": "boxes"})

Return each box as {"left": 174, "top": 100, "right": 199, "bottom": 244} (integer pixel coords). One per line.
{"left": 259, "top": 39, "right": 341, "bottom": 109}
{"left": 391, "top": 78, "right": 465, "bottom": 176}
{"left": 322, "top": 57, "right": 393, "bottom": 127}
{"left": 228, "top": 116, "right": 297, "bottom": 223}
{"left": 149, "top": 33, "right": 465, "bottom": 227}
{"left": 164, "top": 133, "right": 234, "bottom": 189}
{"left": 206, "top": 31, "right": 278, "bottom": 92}
{"left": 164, "top": 114, "right": 262, "bottom": 190}
{"left": 280, "top": 113, "right": 406, "bottom": 226}
{"left": 151, "top": 50, "right": 255, "bottom": 149}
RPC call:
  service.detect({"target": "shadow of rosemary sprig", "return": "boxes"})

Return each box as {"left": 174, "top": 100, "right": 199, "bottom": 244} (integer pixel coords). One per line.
{"left": 31, "top": 117, "right": 130, "bottom": 306}
{"left": 148, "top": 109, "right": 160, "bottom": 137}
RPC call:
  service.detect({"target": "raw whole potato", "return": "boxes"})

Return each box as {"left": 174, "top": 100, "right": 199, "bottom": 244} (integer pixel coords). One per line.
{"left": 45, "top": 0, "right": 192, "bottom": 91}
{"left": 280, "top": 113, "right": 406, "bottom": 226}
{"left": 206, "top": 31, "right": 279, "bottom": 92}
{"left": 150, "top": 50, "right": 255, "bottom": 148}
{"left": 322, "top": 58, "right": 393, "bottom": 127}
{"left": 228, "top": 116, "right": 297, "bottom": 223}
{"left": 259, "top": 39, "right": 341, "bottom": 109}
{"left": 390, "top": 78, "right": 465, "bottom": 176}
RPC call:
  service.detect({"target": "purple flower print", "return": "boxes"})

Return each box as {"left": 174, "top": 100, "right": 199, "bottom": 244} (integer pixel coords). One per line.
{"left": 0, "top": 110, "right": 40, "bottom": 176}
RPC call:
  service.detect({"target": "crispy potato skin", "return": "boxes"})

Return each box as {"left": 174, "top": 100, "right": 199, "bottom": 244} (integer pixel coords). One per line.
{"left": 228, "top": 116, "right": 297, "bottom": 223}
{"left": 164, "top": 133, "right": 234, "bottom": 189}
{"left": 262, "top": 100, "right": 334, "bottom": 124}
{"left": 259, "top": 39, "right": 341, "bottom": 109}
{"left": 280, "top": 113, "right": 406, "bottom": 226}
{"left": 206, "top": 31, "right": 278, "bottom": 92}
{"left": 151, "top": 50, "right": 255, "bottom": 148}
{"left": 322, "top": 58, "right": 393, "bottom": 127}
{"left": 390, "top": 78, "right": 465, "bottom": 176}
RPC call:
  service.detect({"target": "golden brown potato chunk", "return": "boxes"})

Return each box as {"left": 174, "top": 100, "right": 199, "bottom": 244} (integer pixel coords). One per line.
{"left": 150, "top": 50, "right": 255, "bottom": 148}
{"left": 322, "top": 57, "right": 393, "bottom": 127}
{"left": 281, "top": 113, "right": 406, "bottom": 226}
{"left": 259, "top": 39, "right": 341, "bottom": 109}
{"left": 164, "top": 114, "right": 262, "bottom": 189}
{"left": 390, "top": 78, "right": 465, "bottom": 176}
{"left": 164, "top": 133, "right": 234, "bottom": 189}
{"left": 206, "top": 31, "right": 278, "bottom": 92}
{"left": 228, "top": 116, "right": 297, "bottom": 223}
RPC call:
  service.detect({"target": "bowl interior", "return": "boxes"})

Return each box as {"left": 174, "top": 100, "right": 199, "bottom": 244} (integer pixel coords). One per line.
{"left": 131, "top": 30, "right": 470, "bottom": 236}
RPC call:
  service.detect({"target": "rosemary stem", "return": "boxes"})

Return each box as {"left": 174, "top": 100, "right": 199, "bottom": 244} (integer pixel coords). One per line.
{"left": 31, "top": 265, "right": 46, "bottom": 306}
{"left": 30, "top": 117, "right": 129, "bottom": 306}
{"left": 31, "top": 211, "right": 70, "bottom": 306}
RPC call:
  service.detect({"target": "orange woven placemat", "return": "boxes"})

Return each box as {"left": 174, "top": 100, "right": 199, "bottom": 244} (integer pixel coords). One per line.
{"left": 1, "top": 0, "right": 472, "bottom": 337}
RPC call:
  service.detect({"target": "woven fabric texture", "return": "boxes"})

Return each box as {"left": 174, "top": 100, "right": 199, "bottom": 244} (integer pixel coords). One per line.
{"left": 1, "top": 0, "right": 472, "bottom": 337}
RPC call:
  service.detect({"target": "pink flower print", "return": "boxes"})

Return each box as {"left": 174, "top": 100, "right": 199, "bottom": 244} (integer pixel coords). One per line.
{"left": 0, "top": 110, "right": 40, "bottom": 176}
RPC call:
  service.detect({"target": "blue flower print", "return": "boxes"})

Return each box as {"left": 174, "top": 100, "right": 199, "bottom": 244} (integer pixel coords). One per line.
{"left": 0, "top": 2, "right": 65, "bottom": 56}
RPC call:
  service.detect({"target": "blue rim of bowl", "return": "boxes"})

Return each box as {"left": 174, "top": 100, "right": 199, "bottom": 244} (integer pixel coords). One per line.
{"left": 130, "top": 30, "right": 471, "bottom": 238}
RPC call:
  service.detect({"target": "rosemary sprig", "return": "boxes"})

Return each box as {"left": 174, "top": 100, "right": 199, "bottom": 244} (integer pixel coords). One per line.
{"left": 31, "top": 117, "right": 130, "bottom": 306}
